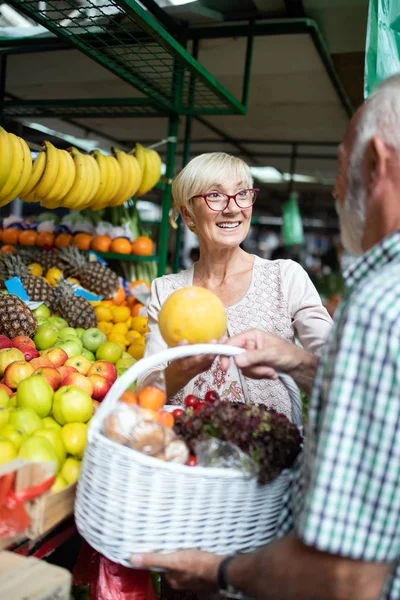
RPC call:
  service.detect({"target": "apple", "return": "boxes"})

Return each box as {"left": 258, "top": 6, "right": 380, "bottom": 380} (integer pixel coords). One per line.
{"left": 0, "top": 335, "right": 12, "bottom": 349}
{"left": 121, "top": 351, "right": 133, "bottom": 360}
{"left": 59, "top": 327, "right": 79, "bottom": 340}
{"left": 0, "top": 347, "right": 25, "bottom": 377}
{"left": 9, "top": 407, "right": 42, "bottom": 436}
{"left": 81, "top": 328, "right": 107, "bottom": 353}
{"left": 17, "top": 375, "right": 54, "bottom": 418}
{"left": 0, "top": 389, "right": 9, "bottom": 407}
{"left": 18, "top": 436, "right": 59, "bottom": 473}
{"left": 52, "top": 386, "right": 93, "bottom": 425}
{"left": 29, "top": 356, "right": 55, "bottom": 370}
{"left": 4, "top": 361, "right": 35, "bottom": 389}
{"left": 32, "top": 367, "right": 62, "bottom": 391}
{"left": 61, "top": 457, "right": 81, "bottom": 484}
{"left": 65, "top": 355, "right": 91, "bottom": 375}
{"left": 75, "top": 328, "right": 85, "bottom": 338}
{"left": 42, "top": 416, "right": 62, "bottom": 430}
{"left": 0, "top": 439, "right": 17, "bottom": 464}
{"left": 81, "top": 348, "right": 95, "bottom": 362}
{"left": 41, "top": 347, "right": 68, "bottom": 368}
{"left": 87, "top": 374, "right": 111, "bottom": 401}
{"left": 33, "top": 428, "right": 66, "bottom": 470}
{"left": 48, "top": 316, "right": 68, "bottom": 331}
{"left": 33, "top": 324, "right": 59, "bottom": 351}
{"left": 87, "top": 361, "right": 117, "bottom": 384}
{"left": 115, "top": 357, "right": 136, "bottom": 370}
{"left": 0, "top": 383, "right": 12, "bottom": 397}
{"left": 55, "top": 339, "right": 83, "bottom": 358}
{"left": 18, "top": 346, "right": 40, "bottom": 362}
{"left": 33, "top": 304, "right": 51, "bottom": 319}
{"left": 96, "top": 342, "right": 123, "bottom": 365}
{"left": 51, "top": 473, "right": 68, "bottom": 492}
{"left": 117, "top": 367, "right": 127, "bottom": 378}
{"left": 62, "top": 372, "right": 93, "bottom": 397}
{"left": 0, "top": 407, "right": 10, "bottom": 429}
{"left": 0, "top": 424, "right": 26, "bottom": 450}
{"left": 11, "top": 336, "right": 36, "bottom": 349}
{"left": 57, "top": 365, "right": 78, "bottom": 382}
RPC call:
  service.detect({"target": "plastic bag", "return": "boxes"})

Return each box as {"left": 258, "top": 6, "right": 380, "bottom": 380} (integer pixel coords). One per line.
{"left": 97, "top": 557, "right": 157, "bottom": 600}
{"left": 195, "top": 439, "right": 258, "bottom": 478}
{"left": 365, "top": 0, "right": 400, "bottom": 99}
{"left": 282, "top": 192, "right": 304, "bottom": 246}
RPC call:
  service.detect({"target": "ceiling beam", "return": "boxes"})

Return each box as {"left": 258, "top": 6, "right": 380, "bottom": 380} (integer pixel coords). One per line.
{"left": 283, "top": 0, "right": 306, "bottom": 18}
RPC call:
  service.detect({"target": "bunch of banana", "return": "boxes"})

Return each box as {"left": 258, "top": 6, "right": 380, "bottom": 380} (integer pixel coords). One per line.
{"left": 90, "top": 147, "right": 142, "bottom": 210}
{"left": 0, "top": 127, "right": 32, "bottom": 208}
{"left": 130, "top": 143, "right": 162, "bottom": 197}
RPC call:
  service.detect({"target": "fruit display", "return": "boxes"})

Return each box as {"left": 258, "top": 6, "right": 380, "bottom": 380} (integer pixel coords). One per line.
{"left": 0, "top": 294, "right": 38, "bottom": 338}
{"left": 53, "top": 280, "right": 97, "bottom": 329}
{"left": 0, "top": 253, "right": 56, "bottom": 310}
{"left": 0, "top": 127, "right": 162, "bottom": 209}
{"left": 60, "top": 246, "right": 119, "bottom": 299}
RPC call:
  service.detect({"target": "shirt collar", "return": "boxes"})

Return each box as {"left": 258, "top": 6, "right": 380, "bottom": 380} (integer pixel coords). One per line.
{"left": 344, "top": 231, "right": 400, "bottom": 289}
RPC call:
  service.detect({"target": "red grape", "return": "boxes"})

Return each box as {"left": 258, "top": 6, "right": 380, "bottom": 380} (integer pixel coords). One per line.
{"left": 172, "top": 408, "right": 185, "bottom": 418}
{"left": 194, "top": 402, "right": 206, "bottom": 415}
{"left": 184, "top": 394, "right": 198, "bottom": 408}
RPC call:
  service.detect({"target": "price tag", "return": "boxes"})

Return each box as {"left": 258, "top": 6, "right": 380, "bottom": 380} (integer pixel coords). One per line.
{"left": 5, "top": 277, "right": 30, "bottom": 302}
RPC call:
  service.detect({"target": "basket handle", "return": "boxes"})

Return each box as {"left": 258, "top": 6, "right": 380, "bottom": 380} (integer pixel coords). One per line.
{"left": 89, "top": 344, "right": 302, "bottom": 441}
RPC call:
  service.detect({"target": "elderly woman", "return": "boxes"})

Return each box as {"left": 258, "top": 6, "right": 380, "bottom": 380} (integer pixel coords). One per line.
{"left": 144, "top": 152, "right": 332, "bottom": 419}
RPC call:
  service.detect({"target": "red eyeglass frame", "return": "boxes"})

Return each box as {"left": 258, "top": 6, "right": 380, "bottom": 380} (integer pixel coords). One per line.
{"left": 192, "top": 188, "right": 260, "bottom": 211}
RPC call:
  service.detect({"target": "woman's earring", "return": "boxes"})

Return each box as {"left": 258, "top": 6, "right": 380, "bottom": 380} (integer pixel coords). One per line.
{"left": 189, "top": 221, "right": 194, "bottom": 226}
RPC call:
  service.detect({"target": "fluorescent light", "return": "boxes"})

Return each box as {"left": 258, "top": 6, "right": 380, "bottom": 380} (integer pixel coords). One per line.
{"left": 0, "top": 4, "right": 32, "bottom": 27}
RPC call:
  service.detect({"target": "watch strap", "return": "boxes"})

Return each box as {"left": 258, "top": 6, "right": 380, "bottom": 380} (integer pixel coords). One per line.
{"left": 217, "top": 555, "right": 238, "bottom": 594}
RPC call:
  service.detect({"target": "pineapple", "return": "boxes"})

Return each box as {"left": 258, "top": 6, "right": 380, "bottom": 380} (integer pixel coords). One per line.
{"left": 19, "top": 248, "right": 67, "bottom": 273}
{"left": 0, "top": 294, "right": 37, "bottom": 338}
{"left": 54, "top": 280, "right": 97, "bottom": 329}
{"left": 60, "top": 247, "right": 119, "bottom": 299}
{"left": 0, "top": 253, "right": 56, "bottom": 311}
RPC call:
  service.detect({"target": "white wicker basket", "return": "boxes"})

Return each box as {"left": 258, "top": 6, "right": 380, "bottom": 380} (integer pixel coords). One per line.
{"left": 75, "top": 344, "right": 302, "bottom": 567}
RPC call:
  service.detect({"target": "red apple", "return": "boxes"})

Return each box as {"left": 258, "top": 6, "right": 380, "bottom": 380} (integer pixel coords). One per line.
{"left": 29, "top": 357, "right": 55, "bottom": 370}
{"left": 92, "top": 399, "right": 100, "bottom": 413}
{"left": 4, "top": 361, "right": 35, "bottom": 389}
{"left": 87, "top": 361, "right": 117, "bottom": 385}
{"left": 58, "top": 365, "right": 78, "bottom": 382}
{"left": 0, "top": 383, "right": 12, "bottom": 397}
{"left": 87, "top": 374, "right": 111, "bottom": 401}
{"left": 41, "top": 347, "right": 68, "bottom": 368}
{"left": 18, "top": 346, "right": 40, "bottom": 362}
{"left": 0, "top": 335, "right": 12, "bottom": 349}
{"left": 12, "top": 336, "right": 36, "bottom": 349}
{"left": 62, "top": 372, "right": 94, "bottom": 397}
{"left": 65, "top": 355, "right": 91, "bottom": 376}
{"left": 32, "top": 367, "right": 62, "bottom": 391}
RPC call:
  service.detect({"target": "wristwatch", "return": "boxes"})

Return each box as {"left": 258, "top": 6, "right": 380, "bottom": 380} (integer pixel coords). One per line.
{"left": 217, "top": 555, "right": 246, "bottom": 599}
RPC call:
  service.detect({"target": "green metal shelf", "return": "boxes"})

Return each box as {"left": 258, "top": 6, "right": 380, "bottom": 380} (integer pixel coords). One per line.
{"left": 96, "top": 251, "right": 158, "bottom": 262}
{"left": 6, "top": 0, "right": 248, "bottom": 117}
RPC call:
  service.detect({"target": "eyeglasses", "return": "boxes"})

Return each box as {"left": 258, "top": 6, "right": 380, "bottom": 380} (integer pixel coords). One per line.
{"left": 192, "top": 188, "right": 259, "bottom": 212}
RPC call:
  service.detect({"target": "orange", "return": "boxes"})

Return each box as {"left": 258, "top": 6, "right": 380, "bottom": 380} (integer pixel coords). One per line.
{"left": 127, "top": 336, "right": 145, "bottom": 360}
{"left": 36, "top": 231, "right": 55, "bottom": 248}
{"left": 138, "top": 385, "right": 166, "bottom": 411}
{"left": 2, "top": 228, "right": 20, "bottom": 245}
{"left": 131, "top": 236, "right": 153, "bottom": 256}
{"left": 107, "top": 333, "right": 128, "bottom": 348}
{"left": 55, "top": 233, "right": 72, "bottom": 248}
{"left": 130, "top": 316, "right": 148, "bottom": 335}
{"left": 1, "top": 245, "right": 15, "bottom": 254}
{"left": 131, "top": 302, "right": 145, "bottom": 317}
{"left": 112, "top": 306, "right": 131, "bottom": 323}
{"left": 19, "top": 230, "right": 38, "bottom": 246}
{"left": 91, "top": 235, "right": 111, "bottom": 253}
{"left": 97, "top": 321, "right": 113, "bottom": 335}
{"left": 130, "top": 280, "right": 151, "bottom": 291}
{"left": 110, "top": 238, "right": 132, "bottom": 255}
{"left": 74, "top": 233, "right": 93, "bottom": 251}
{"left": 95, "top": 305, "right": 113, "bottom": 322}
{"left": 157, "top": 410, "right": 174, "bottom": 428}
{"left": 112, "top": 287, "right": 126, "bottom": 306}
{"left": 120, "top": 391, "right": 138, "bottom": 405}
{"left": 126, "top": 330, "right": 141, "bottom": 344}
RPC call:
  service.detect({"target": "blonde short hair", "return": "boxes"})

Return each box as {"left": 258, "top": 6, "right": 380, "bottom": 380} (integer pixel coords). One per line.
{"left": 172, "top": 152, "right": 253, "bottom": 219}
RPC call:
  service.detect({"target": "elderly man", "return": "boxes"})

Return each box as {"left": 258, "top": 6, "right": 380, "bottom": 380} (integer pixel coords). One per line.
{"left": 131, "top": 74, "right": 400, "bottom": 600}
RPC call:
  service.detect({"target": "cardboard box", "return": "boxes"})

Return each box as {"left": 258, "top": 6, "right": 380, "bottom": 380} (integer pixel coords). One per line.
{"left": 0, "top": 551, "right": 71, "bottom": 599}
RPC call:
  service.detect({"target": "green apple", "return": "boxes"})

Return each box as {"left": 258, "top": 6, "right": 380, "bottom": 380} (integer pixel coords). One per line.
{"left": 0, "top": 424, "right": 26, "bottom": 450}
{"left": 75, "top": 328, "right": 85, "bottom": 338}
{"left": 116, "top": 357, "right": 136, "bottom": 370}
{"left": 33, "top": 428, "right": 66, "bottom": 470}
{"left": 0, "top": 348, "right": 25, "bottom": 376}
{"left": 9, "top": 407, "right": 42, "bottom": 436}
{"left": 17, "top": 376, "right": 53, "bottom": 418}
{"left": 18, "top": 437, "right": 59, "bottom": 473}
{"left": 96, "top": 341, "right": 122, "bottom": 364}
{"left": 117, "top": 367, "right": 127, "bottom": 378}
{"left": 0, "top": 439, "right": 17, "bottom": 464}
{"left": 52, "top": 386, "right": 93, "bottom": 425}
{"left": 61, "top": 457, "right": 81, "bottom": 484}
{"left": 55, "top": 339, "right": 83, "bottom": 358}
{"left": 81, "top": 348, "right": 95, "bottom": 362}
{"left": 51, "top": 473, "right": 68, "bottom": 492}
{"left": 0, "top": 407, "right": 10, "bottom": 429}
{"left": 42, "top": 416, "right": 62, "bottom": 431}
{"left": 0, "top": 388, "right": 10, "bottom": 408}
{"left": 81, "top": 328, "right": 107, "bottom": 353}
{"left": 59, "top": 327, "right": 79, "bottom": 340}
{"left": 37, "top": 317, "right": 51, "bottom": 327}
{"left": 122, "top": 351, "right": 132, "bottom": 360}
{"left": 33, "top": 324, "right": 59, "bottom": 351}
{"left": 33, "top": 304, "right": 51, "bottom": 319}
{"left": 48, "top": 316, "right": 68, "bottom": 331}
{"left": 8, "top": 395, "right": 17, "bottom": 408}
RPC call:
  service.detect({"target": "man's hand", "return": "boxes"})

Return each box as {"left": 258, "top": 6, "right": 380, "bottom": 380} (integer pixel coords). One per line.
{"left": 130, "top": 550, "right": 223, "bottom": 591}
{"left": 222, "top": 329, "right": 318, "bottom": 394}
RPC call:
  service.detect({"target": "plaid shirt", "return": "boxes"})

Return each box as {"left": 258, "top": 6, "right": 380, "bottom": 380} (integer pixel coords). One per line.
{"left": 278, "top": 232, "right": 400, "bottom": 598}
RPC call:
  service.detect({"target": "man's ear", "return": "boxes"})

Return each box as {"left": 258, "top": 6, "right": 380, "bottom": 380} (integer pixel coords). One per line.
{"left": 364, "top": 135, "right": 390, "bottom": 190}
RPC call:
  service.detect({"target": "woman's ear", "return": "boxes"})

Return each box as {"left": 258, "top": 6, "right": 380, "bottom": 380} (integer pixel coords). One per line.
{"left": 180, "top": 207, "right": 195, "bottom": 230}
